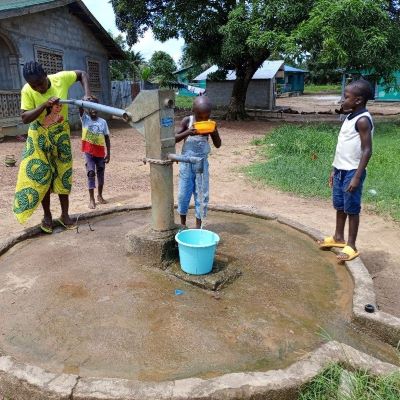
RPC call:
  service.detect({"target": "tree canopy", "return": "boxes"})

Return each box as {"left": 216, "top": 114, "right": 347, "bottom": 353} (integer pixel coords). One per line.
{"left": 109, "top": 33, "right": 145, "bottom": 81}
{"left": 111, "top": 0, "right": 400, "bottom": 118}
{"left": 296, "top": 0, "right": 400, "bottom": 85}
{"left": 148, "top": 50, "right": 177, "bottom": 86}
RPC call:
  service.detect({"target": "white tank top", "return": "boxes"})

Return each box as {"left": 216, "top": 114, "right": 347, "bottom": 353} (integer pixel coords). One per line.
{"left": 332, "top": 110, "right": 374, "bottom": 170}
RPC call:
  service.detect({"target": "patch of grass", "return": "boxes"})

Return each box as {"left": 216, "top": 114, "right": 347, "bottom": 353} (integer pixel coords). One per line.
{"left": 299, "top": 364, "right": 400, "bottom": 399}
{"left": 175, "top": 94, "right": 194, "bottom": 110}
{"left": 304, "top": 84, "right": 341, "bottom": 94}
{"left": 245, "top": 122, "right": 400, "bottom": 221}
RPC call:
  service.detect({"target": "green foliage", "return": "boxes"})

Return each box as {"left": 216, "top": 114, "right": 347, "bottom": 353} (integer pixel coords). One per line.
{"left": 109, "top": 33, "right": 145, "bottom": 81}
{"left": 296, "top": 0, "right": 400, "bottom": 85}
{"left": 110, "top": 0, "right": 313, "bottom": 118}
{"left": 175, "top": 95, "right": 193, "bottom": 110}
{"left": 139, "top": 65, "right": 152, "bottom": 82}
{"left": 299, "top": 363, "right": 342, "bottom": 399}
{"left": 148, "top": 51, "right": 177, "bottom": 87}
{"left": 178, "top": 45, "right": 209, "bottom": 81}
{"left": 246, "top": 122, "right": 400, "bottom": 221}
{"left": 299, "top": 364, "right": 400, "bottom": 399}
{"left": 304, "top": 84, "right": 341, "bottom": 94}
{"left": 111, "top": 0, "right": 400, "bottom": 116}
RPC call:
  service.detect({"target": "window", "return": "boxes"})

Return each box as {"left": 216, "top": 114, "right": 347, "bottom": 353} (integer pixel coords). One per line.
{"left": 87, "top": 59, "right": 101, "bottom": 91}
{"left": 35, "top": 47, "right": 63, "bottom": 74}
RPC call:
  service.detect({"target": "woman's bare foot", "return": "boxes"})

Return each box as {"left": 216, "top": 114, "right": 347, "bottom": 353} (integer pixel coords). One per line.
{"left": 89, "top": 198, "right": 96, "bottom": 209}
{"left": 58, "top": 214, "right": 76, "bottom": 229}
{"left": 97, "top": 195, "right": 107, "bottom": 204}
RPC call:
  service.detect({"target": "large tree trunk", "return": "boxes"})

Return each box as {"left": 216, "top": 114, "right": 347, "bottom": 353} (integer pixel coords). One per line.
{"left": 226, "top": 73, "right": 252, "bottom": 120}
{"left": 226, "top": 55, "right": 270, "bottom": 120}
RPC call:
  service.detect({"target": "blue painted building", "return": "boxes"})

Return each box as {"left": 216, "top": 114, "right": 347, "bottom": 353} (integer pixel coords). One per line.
{"left": 277, "top": 65, "right": 307, "bottom": 94}
{"left": 173, "top": 65, "right": 205, "bottom": 97}
{"left": 342, "top": 70, "right": 400, "bottom": 102}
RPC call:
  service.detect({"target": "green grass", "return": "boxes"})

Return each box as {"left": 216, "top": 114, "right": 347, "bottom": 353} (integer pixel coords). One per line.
{"left": 304, "top": 84, "right": 341, "bottom": 94}
{"left": 245, "top": 122, "right": 400, "bottom": 221}
{"left": 175, "top": 94, "right": 194, "bottom": 110}
{"left": 299, "top": 364, "right": 400, "bottom": 399}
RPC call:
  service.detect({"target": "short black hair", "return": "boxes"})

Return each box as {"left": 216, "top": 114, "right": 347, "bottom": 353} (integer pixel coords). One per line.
{"left": 23, "top": 61, "right": 46, "bottom": 81}
{"left": 348, "top": 79, "right": 374, "bottom": 103}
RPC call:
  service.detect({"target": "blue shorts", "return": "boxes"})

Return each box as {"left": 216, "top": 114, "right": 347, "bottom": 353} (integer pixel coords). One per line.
{"left": 332, "top": 168, "right": 366, "bottom": 215}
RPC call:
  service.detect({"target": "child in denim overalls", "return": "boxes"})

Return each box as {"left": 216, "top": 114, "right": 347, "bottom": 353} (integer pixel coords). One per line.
{"left": 175, "top": 96, "right": 221, "bottom": 228}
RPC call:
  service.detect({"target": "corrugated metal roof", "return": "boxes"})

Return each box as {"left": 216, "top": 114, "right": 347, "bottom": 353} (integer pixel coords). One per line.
{"left": 284, "top": 65, "right": 307, "bottom": 73}
{"left": 194, "top": 61, "right": 284, "bottom": 81}
{"left": 0, "top": 0, "right": 56, "bottom": 12}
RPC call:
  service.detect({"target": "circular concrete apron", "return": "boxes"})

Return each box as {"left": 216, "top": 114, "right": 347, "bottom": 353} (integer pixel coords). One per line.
{"left": 0, "top": 209, "right": 397, "bottom": 385}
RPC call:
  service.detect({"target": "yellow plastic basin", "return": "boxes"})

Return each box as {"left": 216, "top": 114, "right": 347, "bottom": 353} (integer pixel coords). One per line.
{"left": 193, "top": 120, "right": 216, "bottom": 135}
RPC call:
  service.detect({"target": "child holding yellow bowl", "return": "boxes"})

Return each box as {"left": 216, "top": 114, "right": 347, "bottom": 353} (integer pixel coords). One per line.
{"left": 175, "top": 96, "right": 221, "bottom": 229}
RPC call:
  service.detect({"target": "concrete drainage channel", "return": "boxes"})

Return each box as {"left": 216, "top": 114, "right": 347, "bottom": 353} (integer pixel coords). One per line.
{"left": 0, "top": 204, "right": 399, "bottom": 400}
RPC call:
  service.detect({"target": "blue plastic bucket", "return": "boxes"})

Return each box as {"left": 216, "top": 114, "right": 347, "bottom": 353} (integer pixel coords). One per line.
{"left": 175, "top": 229, "right": 220, "bottom": 275}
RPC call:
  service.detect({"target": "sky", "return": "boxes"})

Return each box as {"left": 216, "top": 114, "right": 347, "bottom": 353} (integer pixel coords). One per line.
{"left": 81, "top": 0, "right": 184, "bottom": 64}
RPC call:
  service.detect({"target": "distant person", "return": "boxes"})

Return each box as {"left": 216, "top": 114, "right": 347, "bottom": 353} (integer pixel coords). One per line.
{"left": 319, "top": 79, "right": 374, "bottom": 261}
{"left": 13, "top": 61, "right": 92, "bottom": 233}
{"left": 175, "top": 96, "right": 221, "bottom": 229}
{"left": 79, "top": 97, "right": 111, "bottom": 209}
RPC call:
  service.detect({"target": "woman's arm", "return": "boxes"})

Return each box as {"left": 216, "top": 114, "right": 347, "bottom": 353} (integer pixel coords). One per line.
{"left": 21, "top": 96, "right": 59, "bottom": 124}
{"left": 74, "top": 70, "right": 92, "bottom": 99}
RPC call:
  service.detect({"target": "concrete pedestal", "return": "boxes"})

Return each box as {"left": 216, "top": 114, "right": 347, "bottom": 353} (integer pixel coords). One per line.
{"left": 125, "top": 224, "right": 179, "bottom": 267}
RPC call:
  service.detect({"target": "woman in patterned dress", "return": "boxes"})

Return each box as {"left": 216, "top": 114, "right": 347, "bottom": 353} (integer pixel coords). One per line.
{"left": 13, "top": 61, "right": 92, "bottom": 232}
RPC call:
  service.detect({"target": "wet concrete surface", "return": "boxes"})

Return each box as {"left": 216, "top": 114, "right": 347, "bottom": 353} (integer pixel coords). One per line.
{"left": 0, "top": 210, "right": 397, "bottom": 381}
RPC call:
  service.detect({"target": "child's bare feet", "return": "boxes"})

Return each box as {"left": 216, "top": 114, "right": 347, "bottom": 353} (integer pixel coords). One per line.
{"left": 89, "top": 198, "right": 96, "bottom": 209}
{"left": 97, "top": 195, "right": 107, "bottom": 204}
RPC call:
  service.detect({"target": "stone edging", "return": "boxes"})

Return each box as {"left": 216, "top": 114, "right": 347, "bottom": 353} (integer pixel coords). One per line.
{"left": 0, "top": 204, "right": 399, "bottom": 400}
{"left": 0, "top": 341, "right": 397, "bottom": 400}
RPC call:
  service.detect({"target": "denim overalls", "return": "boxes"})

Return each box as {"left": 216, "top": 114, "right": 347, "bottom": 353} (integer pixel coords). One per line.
{"left": 177, "top": 116, "right": 211, "bottom": 219}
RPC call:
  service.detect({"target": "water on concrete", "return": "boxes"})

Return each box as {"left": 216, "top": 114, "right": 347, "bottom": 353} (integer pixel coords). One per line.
{"left": 0, "top": 210, "right": 397, "bottom": 382}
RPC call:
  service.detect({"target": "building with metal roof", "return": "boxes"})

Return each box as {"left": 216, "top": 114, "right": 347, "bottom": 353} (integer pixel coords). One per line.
{"left": 0, "top": 0, "right": 125, "bottom": 135}
{"left": 193, "top": 61, "right": 285, "bottom": 110}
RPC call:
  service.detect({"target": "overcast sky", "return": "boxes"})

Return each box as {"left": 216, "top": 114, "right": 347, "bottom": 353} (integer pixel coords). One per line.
{"left": 81, "top": 0, "right": 184, "bottom": 63}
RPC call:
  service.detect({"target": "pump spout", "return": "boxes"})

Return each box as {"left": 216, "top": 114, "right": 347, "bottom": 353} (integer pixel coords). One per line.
{"left": 167, "top": 154, "right": 204, "bottom": 173}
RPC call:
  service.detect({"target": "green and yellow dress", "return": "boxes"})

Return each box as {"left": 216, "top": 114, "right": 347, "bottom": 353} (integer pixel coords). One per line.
{"left": 13, "top": 71, "right": 77, "bottom": 224}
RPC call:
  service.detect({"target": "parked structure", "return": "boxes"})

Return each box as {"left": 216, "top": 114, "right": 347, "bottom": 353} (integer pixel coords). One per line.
{"left": 278, "top": 65, "right": 307, "bottom": 94}
{"left": 0, "top": 0, "right": 124, "bottom": 136}
{"left": 342, "top": 70, "right": 400, "bottom": 102}
{"left": 173, "top": 65, "right": 206, "bottom": 97}
{"left": 193, "top": 61, "right": 285, "bottom": 110}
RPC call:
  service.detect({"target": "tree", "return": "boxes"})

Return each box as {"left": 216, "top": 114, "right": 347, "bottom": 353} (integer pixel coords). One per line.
{"left": 111, "top": 0, "right": 313, "bottom": 119}
{"left": 178, "top": 45, "right": 209, "bottom": 82}
{"left": 296, "top": 0, "right": 400, "bottom": 86}
{"left": 109, "top": 33, "right": 145, "bottom": 81}
{"left": 111, "top": 0, "right": 400, "bottom": 118}
{"left": 148, "top": 51, "right": 177, "bottom": 87}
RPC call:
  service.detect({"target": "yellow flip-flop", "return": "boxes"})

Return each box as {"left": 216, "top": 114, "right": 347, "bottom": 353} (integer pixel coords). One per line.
{"left": 40, "top": 219, "right": 53, "bottom": 234}
{"left": 337, "top": 245, "right": 360, "bottom": 262}
{"left": 318, "top": 236, "right": 346, "bottom": 249}
{"left": 56, "top": 218, "right": 76, "bottom": 230}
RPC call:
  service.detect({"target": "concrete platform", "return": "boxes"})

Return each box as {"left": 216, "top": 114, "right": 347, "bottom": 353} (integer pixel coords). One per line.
{"left": 0, "top": 209, "right": 398, "bottom": 396}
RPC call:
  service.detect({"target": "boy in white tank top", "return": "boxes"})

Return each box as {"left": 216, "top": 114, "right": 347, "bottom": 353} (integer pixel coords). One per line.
{"left": 319, "top": 79, "right": 374, "bottom": 262}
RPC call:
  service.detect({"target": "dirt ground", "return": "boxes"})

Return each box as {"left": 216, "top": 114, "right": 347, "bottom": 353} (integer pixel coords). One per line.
{"left": 1, "top": 109, "right": 400, "bottom": 319}
{"left": 277, "top": 94, "right": 400, "bottom": 115}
